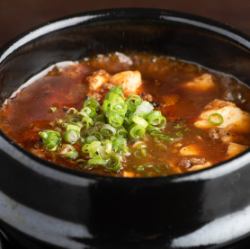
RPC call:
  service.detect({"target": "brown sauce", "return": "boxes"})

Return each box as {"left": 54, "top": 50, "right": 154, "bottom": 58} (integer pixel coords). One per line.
{"left": 0, "top": 52, "right": 250, "bottom": 177}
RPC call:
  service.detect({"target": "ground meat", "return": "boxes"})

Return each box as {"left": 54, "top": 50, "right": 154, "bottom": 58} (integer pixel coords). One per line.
{"left": 208, "top": 128, "right": 220, "bottom": 140}
{"left": 178, "top": 157, "right": 206, "bottom": 169}
{"left": 141, "top": 93, "right": 153, "bottom": 102}
{"left": 190, "top": 157, "right": 206, "bottom": 165}
{"left": 208, "top": 128, "right": 230, "bottom": 140}
{"left": 89, "top": 92, "right": 102, "bottom": 102}
{"left": 87, "top": 69, "right": 110, "bottom": 91}
{"left": 178, "top": 158, "right": 192, "bottom": 168}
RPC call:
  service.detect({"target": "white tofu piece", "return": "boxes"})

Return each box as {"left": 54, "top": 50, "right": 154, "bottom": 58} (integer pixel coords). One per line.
{"left": 115, "top": 52, "right": 133, "bottom": 65}
{"left": 110, "top": 70, "right": 142, "bottom": 95}
{"left": 87, "top": 70, "right": 110, "bottom": 91}
{"left": 194, "top": 99, "right": 250, "bottom": 133}
{"left": 227, "top": 142, "right": 248, "bottom": 158}
{"left": 180, "top": 144, "right": 201, "bottom": 156}
{"left": 187, "top": 161, "right": 212, "bottom": 172}
{"left": 183, "top": 73, "right": 216, "bottom": 92}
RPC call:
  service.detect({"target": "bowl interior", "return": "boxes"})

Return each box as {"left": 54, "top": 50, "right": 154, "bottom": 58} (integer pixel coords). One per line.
{"left": 1, "top": 10, "right": 250, "bottom": 106}
{"left": 1, "top": 10, "right": 250, "bottom": 248}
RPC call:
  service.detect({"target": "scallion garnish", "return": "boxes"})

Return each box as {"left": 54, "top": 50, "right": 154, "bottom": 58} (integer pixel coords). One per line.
{"left": 38, "top": 86, "right": 170, "bottom": 172}
{"left": 132, "top": 141, "right": 147, "bottom": 158}
{"left": 39, "top": 130, "right": 61, "bottom": 151}
{"left": 132, "top": 115, "right": 148, "bottom": 128}
{"left": 146, "top": 110, "right": 166, "bottom": 128}
{"left": 129, "top": 124, "right": 146, "bottom": 139}
{"left": 63, "top": 129, "right": 80, "bottom": 144}
{"left": 208, "top": 113, "right": 224, "bottom": 126}
{"left": 100, "top": 124, "right": 116, "bottom": 138}
{"left": 134, "top": 101, "right": 154, "bottom": 116}
{"left": 126, "top": 95, "right": 142, "bottom": 113}
{"left": 60, "top": 144, "right": 79, "bottom": 160}
{"left": 107, "top": 112, "right": 124, "bottom": 128}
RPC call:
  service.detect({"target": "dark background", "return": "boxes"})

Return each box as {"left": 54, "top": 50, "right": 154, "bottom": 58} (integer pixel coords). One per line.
{"left": 0, "top": 0, "right": 250, "bottom": 47}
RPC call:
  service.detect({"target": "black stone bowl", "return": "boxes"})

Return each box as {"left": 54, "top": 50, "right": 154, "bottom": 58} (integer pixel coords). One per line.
{"left": 0, "top": 8, "right": 250, "bottom": 249}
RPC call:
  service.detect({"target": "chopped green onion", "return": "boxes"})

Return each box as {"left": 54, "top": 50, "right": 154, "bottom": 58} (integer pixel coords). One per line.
{"left": 82, "top": 141, "right": 102, "bottom": 158}
{"left": 129, "top": 124, "right": 146, "bottom": 139}
{"left": 63, "top": 124, "right": 81, "bottom": 144}
{"left": 95, "top": 113, "right": 105, "bottom": 122}
{"left": 147, "top": 125, "right": 172, "bottom": 142}
{"left": 103, "top": 89, "right": 125, "bottom": 112}
{"left": 60, "top": 144, "right": 79, "bottom": 160}
{"left": 100, "top": 124, "right": 116, "bottom": 138}
{"left": 132, "top": 141, "right": 147, "bottom": 158}
{"left": 84, "top": 126, "right": 103, "bottom": 140}
{"left": 110, "top": 102, "right": 127, "bottom": 116}
{"left": 82, "top": 97, "right": 100, "bottom": 118}
{"left": 126, "top": 95, "right": 142, "bottom": 113}
{"left": 38, "top": 85, "right": 169, "bottom": 173}
{"left": 65, "top": 123, "right": 81, "bottom": 132}
{"left": 147, "top": 125, "right": 161, "bottom": 135}
{"left": 135, "top": 101, "right": 154, "bottom": 116}
{"left": 154, "top": 133, "right": 172, "bottom": 142}
{"left": 80, "top": 106, "right": 96, "bottom": 118}
{"left": 208, "top": 113, "right": 224, "bottom": 126}
{"left": 102, "top": 100, "right": 111, "bottom": 114}
{"left": 106, "top": 154, "right": 122, "bottom": 172}
{"left": 146, "top": 111, "right": 166, "bottom": 128}
{"left": 66, "top": 107, "right": 78, "bottom": 115}
{"left": 81, "top": 115, "right": 93, "bottom": 129}
{"left": 107, "top": 113, "right": 124, "bottom": 127}
{"left": 102, "top": 140, "right": 113, "bottom": 155}
{"left": 112, "top": 136, "right": 128, "bottom": 154}
{"left": 132, "top": 115, "right": 148, "bottom": 128}
{"left": 107, "top": 86, "right": 124, "bottom": 97}
{"left": 116, "top": 127, "right": 128, "bottom": 137}
{"left": 85, "top": 135, "right": 98, "bottom": 144}
{"left": 63, "top": 129, "right": 80, "bottom": 144}
{"left": 88, "top": 157, "right": 108, "bottom": 166}
{"left": 136, "top": 165, "right": 145, "bottom": 172}
{"left": 84, "top": 97, "right": 100, "bottom": 110}
{"left": 39, "top": 130, "right": 61, "bottom": 151}
{"left": 135, "top": 163, "right": 154, "bottom": 172}
{"left": 175, "top": 131, "right": 183, "bottom": 138}
{"left": 174, "top": 123, "right": 183, "bottom": 129}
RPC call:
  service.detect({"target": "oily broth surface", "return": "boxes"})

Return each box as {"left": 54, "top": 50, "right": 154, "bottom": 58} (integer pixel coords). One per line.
{"left": 0, "top": 52, "right": 250, "bottom": 177}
